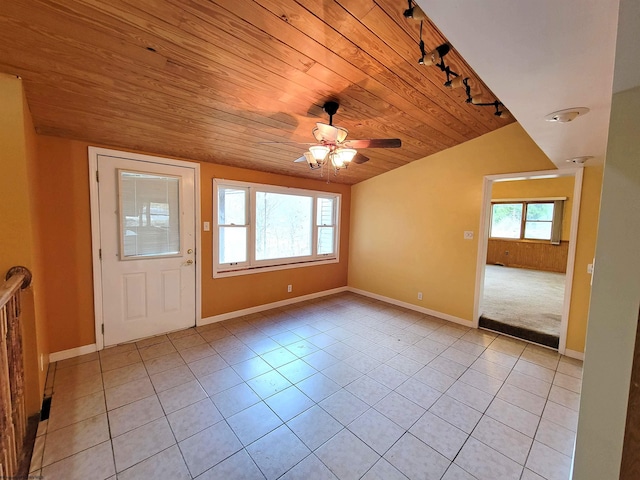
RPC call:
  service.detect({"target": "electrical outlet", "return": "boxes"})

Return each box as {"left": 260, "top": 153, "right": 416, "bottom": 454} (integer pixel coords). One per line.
{"left": 417, "top": 292, "right": 423, "bottom": 300}
{"left": 287, "top": 284, "right": 292, "bottom": 293}
{"left": 463, "top": 231, "right": 474, "bottom": 240}
{"left": 203, "top": 221, "right": 210, "bottom": 231}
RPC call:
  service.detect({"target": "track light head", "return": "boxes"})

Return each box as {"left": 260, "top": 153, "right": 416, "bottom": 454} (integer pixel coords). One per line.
{"left": 435, "top": 44, "right": 450, "bottom": 58}
{"left": 445, "top": 76, "right": 467, "bottom": 89}
{"left": 419, "top": 44, "right": 450, "bottom": 67}
{"left": 403, "top": 4, "right": 427, "bottom": 20}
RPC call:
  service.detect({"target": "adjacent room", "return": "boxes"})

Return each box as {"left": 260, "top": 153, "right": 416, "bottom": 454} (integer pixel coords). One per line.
{"left": 479, "top": 174, "right": 577, "bottom": 349}
{"left": 2, "top": 1, "right": 638, "bottom": 480}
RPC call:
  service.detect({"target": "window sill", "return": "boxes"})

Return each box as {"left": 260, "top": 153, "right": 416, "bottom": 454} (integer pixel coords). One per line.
{"left": 489, "top": 237, "right": 561, "bottom": 244}
{"left": 213, "top": 257, "right": 339, "bottom": 278}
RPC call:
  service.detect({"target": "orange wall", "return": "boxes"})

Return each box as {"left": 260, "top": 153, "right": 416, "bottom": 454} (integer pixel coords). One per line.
{"left": 199, "top": 162, "right": 350, "bottom": 317}
{"left": 36, "top": 137, "right": 350, "bottom": 353}
{"left": 35, "top": 138, "right": 97, "bottom": 352}
{"left": 0, "top": 74, "right": 47, "bottom": 413}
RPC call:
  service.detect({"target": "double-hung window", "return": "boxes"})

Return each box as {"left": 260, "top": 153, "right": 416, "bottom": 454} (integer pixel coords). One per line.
{"left": 214, "top": 180, "right": 340, "bottom": 275}
{"left": 490, "top": 200, "right": 563, "bottom": 242}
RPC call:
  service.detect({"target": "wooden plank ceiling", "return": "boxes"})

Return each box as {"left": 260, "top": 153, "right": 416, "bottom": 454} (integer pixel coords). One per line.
{"left": 0, "top": 0, "right": 513, "bottom": 184}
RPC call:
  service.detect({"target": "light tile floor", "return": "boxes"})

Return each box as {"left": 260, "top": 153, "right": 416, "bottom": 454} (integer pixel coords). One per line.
{"left": 30, "top": 292, "right": 583, "bottom": 480}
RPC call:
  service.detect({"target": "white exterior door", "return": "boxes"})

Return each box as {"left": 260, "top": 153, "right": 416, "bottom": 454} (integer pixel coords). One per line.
{"left": 96, "top": 153, "right": 197, "bottom": 346}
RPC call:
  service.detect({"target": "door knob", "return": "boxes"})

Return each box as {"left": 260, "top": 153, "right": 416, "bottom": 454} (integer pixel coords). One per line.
{"left": 186, "top": 259, "right": 193, "bottom": 265}
{"left": 187, "top": 249, "right": 193, "bottom": 254}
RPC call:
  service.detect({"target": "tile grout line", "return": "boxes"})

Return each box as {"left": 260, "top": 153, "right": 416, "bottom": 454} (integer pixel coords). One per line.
{"left": 39, "top": 293, "right": 580, "bottom": 480}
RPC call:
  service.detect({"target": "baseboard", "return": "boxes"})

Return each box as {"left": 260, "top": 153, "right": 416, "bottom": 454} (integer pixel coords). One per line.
{"left": 347, "top": 287, "right": 472, "bottom": 328}
{"left": 49, "top": 344, "right": 97, "bottom": 363}
{"left": 57, "top": 286, "right": 574, "bottom": 362}
{"left": 564, "top": 348, "right": 585, "bottom": 361}
{"left": 199, "top": 286, "right": 350, "bottom": 326}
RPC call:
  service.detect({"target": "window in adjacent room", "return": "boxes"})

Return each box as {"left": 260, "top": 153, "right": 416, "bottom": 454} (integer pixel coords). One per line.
{"left": 490, "top": 200, "right": 563, "bottom": 242}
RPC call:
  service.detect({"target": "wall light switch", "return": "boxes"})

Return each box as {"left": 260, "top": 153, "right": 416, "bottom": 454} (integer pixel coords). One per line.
{"left": 203, "top": 221, "right": 210, "bottom": 231}
{"left": 464, "top": 231, "right": 474, "bottom": 240}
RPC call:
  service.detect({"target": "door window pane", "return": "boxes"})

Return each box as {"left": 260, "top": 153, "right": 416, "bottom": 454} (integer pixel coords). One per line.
{"left": 490, "top": 203, "right": 523, "bottom": 238}
{"left": 120, "top": 171, "right": 180, "bottom": 257}
{"left": 255, "top": 192, "right": 312, "bottom": 260}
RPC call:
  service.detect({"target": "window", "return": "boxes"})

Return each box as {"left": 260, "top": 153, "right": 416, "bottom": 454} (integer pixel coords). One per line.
{"left": 119, "top": 171, "right": 181, "bottom": 258}
{"left": 490, "top": 201, "right": 560, "bottom": 241}
{"left": 214, "top": 180, "right": 340, "bottom": 274}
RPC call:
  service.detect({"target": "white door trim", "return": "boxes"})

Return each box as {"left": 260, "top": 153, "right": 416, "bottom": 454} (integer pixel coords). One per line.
{"left": 88, "top": 147, "right": 201, "bottom": 350}
{"left": 472, "top": 167, "right": 584, "bottom": 355}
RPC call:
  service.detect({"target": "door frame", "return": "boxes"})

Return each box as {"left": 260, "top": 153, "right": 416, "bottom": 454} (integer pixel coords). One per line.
{"left": 472, "top": 167, "right": 584, "bottom": 355}
{"left": 88, "top": 147, "right": 202, "bottom": 351}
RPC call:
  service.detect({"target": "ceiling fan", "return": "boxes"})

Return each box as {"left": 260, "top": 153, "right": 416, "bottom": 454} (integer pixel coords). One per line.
{"left": 291, "top": 101, "right": 402, "bottom": 172}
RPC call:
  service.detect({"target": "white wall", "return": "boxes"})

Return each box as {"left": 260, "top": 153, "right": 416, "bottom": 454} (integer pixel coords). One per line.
{"left": 572, "top": 0, "right": 640, "bottom": 476}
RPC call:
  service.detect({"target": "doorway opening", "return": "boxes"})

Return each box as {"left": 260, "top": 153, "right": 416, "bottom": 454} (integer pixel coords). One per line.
{"left": 473, "top": 168, "right": 584, "bottom": 354}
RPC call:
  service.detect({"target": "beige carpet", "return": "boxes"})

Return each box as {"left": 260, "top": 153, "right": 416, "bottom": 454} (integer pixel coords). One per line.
{"left": 481, "top": 265, "right": 565, "bottom": 337}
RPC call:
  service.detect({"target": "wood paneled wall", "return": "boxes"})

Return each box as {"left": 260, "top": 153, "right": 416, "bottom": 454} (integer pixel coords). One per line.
{"left": 620, "top": 308, "right": 640, "bottom": 479}
{"left": 487, "top": 239, "right": 569, "bottom": 273}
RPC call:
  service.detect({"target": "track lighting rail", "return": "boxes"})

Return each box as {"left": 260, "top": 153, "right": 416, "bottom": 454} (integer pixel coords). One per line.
{"left": 407, "top": 1, "right": 508, "bottom": 119}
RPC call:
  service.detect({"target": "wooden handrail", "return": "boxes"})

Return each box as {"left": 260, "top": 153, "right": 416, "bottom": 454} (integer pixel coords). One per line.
{"left": 0, "top": 275, "right": 25, "bottom": 311}
{"left": 0, "top": 266, "right": 31, "bottom": 480}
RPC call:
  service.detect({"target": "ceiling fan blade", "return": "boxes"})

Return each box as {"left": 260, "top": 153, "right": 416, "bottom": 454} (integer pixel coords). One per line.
{"left": 293, "top": 155, "right": 307, "bottom": 163}
{"left": 352, "top": 153, "right": 370, "bottom": 164}
{"left": 315, "top": 123, "right": 339, "bottom": 143}
{"left": 344, "top": 138, "right": 402, "bottom": 149}
{"left": 257, "top": 141, "right": 316, "bottom": 146}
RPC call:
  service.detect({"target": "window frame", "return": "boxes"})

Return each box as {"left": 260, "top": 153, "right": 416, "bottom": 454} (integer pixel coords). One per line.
{"left": 213, "top": 179, "right": 340, "bottom": 277}
{"left": 117, "top": 168, "right": 184, "bottom": 260}
{"left": 489, "top": 200, "right": 556, "bottom": 241}
{"left": 216, "top": 184, "right": 250, "bottom": 269}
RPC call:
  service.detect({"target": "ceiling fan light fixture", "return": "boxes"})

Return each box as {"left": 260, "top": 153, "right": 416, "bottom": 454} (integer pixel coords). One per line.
{"left": 312, "top": 127, "right": 323, "bottom": 142}
{"left": 303, "top": 152, "right": 319, "bottom": 169}
{"left": 335, "top": 148, "right": 357, "bottom": 166}
{"left": 309, "top": 145, "right": 330, "bottom": 162}
{"left": 336, "top": 127, "right": 349, "bottom": 143}
{"left": 330, "top": 153, "right": 344, "bottom": 169}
